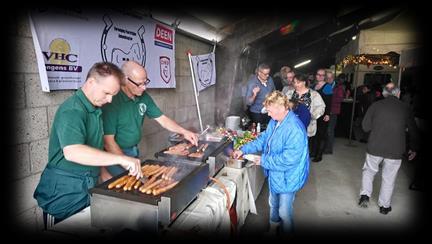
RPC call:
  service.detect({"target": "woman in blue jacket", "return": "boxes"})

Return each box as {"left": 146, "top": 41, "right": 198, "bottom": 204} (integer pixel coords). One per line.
{"left": 233, "top": 91, "right": 309, "bottom": 234}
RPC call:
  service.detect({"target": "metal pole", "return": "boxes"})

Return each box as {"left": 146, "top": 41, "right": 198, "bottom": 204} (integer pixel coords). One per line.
{"left": 397, "top": 66, "right": 402, "bottom": 87}
{"left": 187, "top": 52, "right": 204, "bottom": 132}
{"left": 347, "top": 63, "right": 359, "bottom": 146}
{"left": 397, "top": 54, "right": 402, "bottom": 87}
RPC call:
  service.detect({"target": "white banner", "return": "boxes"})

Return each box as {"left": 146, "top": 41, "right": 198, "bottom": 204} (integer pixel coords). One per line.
{"left": 191, "top": 52, "right": 216, "bottom": 92}
{"left": 29, "top": 9, "right": 176, "bottom": 91}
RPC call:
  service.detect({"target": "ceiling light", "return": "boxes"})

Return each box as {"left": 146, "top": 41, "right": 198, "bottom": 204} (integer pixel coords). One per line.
{"left": 294, "top": 60, "right": 311, "bottom": 68}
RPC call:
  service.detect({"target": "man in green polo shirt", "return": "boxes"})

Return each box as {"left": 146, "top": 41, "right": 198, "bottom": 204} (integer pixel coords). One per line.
{"left": 101, "top": 60, "right": 199, "bottom": 179}
{"left": 33, "top": 62, "right": 143, "bottom": 225}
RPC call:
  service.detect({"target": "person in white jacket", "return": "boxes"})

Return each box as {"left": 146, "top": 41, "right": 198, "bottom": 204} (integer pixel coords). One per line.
{"left": 283, "top": 74, "right": 325, "bottom": 138}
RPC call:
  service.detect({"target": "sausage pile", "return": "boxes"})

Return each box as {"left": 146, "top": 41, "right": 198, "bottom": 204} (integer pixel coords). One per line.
{"left": 163, "top": 142, "right": 192, "bottom": 156}
{"left": 107, "top": 164, "right": 179, "bottom": 196}
{"left": 163, "top": 142, "right": 209, "bottom": 158}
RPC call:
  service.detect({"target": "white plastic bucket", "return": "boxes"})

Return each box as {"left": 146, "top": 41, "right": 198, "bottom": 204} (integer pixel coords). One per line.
{"left": 225, "top": 116, "right": 240, "bottom": 131}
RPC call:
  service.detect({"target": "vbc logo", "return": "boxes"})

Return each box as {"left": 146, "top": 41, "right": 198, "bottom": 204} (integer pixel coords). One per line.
{"left": 42, "top": 38, "right": 82, "bottom": 72}
{"left": 43, "top": 38, "right": 78, "bottom": 64}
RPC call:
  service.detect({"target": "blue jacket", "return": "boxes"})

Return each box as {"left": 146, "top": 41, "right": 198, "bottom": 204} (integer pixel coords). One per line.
{"left": 240, "top": 111, "right": 309, "bottom": 193}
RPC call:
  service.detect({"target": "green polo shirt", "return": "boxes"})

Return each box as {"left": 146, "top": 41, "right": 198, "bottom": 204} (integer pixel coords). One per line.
{"left": 47, "top": 88, "right": 103, "bottom": 176}
{"left": 102, "top": 90, "right": 163, "bottom": 149}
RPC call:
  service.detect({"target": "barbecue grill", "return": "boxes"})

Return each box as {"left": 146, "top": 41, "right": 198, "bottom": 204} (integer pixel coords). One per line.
{"left": 89, "top": 159, "right": 209, "bottom": 232}
{"left": 155, "top": 138, "right": 231, "bottom": 176}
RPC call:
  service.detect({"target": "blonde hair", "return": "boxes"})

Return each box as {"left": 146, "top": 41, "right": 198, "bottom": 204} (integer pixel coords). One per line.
{"left": 263, "top": 91, "right": 289, "bottom": 109}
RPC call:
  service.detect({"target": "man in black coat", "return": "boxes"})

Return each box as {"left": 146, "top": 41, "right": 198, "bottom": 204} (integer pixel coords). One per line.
{"left": 357, "top": 83, "right": 419, "bottom": 215}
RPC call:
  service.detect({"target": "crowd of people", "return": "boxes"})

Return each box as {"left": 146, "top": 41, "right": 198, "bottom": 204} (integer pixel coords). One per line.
{"left": 239, "top": 63, "right": 420, "bottom": 235}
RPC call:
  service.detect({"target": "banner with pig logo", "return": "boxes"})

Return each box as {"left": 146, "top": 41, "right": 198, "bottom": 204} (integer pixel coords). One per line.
{"left": 191, "top": 52, "right": 216, "bottom": 92}
{"left": 30, "top": 9, "right": 176, "bottom": 91}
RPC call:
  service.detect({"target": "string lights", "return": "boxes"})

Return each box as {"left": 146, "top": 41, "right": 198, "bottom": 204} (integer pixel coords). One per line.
{"left": 341, "top": 52, "right": 400, "bottom": 68}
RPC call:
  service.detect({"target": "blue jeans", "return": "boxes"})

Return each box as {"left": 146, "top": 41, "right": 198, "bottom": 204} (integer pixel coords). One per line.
{"left": 106, "top": 146, "right": 139, "bottom": 177}
{"left": 269, "top": 190, "right": 296, "bottom": 233}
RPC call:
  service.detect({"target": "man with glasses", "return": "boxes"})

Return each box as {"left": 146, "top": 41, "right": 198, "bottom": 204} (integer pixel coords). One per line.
{"left": 245, "top": 63, "right": 275, "bottom": 129}
{"left": 100, "top": 61, "right": 199, "bottom": 179}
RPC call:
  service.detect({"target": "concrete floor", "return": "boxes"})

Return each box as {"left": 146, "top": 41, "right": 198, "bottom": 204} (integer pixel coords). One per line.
{"left": 240, "top": 137, "right": 425, "bottom": 239}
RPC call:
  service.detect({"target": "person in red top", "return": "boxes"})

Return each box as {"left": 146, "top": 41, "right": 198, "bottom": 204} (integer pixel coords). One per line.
{"left": 325, "top": 73, "right": 345, "bottom": 154}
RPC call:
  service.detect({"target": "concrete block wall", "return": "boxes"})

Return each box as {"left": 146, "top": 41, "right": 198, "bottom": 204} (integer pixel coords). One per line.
{"left": 9, "top": 12, "right": 215, "bottom": 231}
{"left": 215, "top": 15, "right": 288, "bottom": 124}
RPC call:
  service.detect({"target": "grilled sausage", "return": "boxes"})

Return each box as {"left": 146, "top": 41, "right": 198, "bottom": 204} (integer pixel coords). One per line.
{"left": 142, "top": 179, "right": 163, "bottom": 194}
{"left": 152, "top": 181, "right": 179, "bottom": 195}
{"left": 108, "top": 175, "right": 129, "bottom": 189}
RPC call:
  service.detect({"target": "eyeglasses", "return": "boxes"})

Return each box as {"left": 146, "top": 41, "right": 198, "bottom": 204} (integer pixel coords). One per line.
{"left": 127, "top": 77, "right": 150, "bottom": 88}
{"left": 259, "top": 70, "right": 270, "bottom": 76}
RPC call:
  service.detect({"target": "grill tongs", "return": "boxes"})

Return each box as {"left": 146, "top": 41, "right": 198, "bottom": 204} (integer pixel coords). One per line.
{"left": 195, "top": 143, "right": 209, "bottom": 153}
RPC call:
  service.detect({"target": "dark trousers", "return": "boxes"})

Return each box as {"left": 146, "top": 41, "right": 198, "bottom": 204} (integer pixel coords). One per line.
{"left": 310, "top": 118, "right": 329, "bottom": 158}
{"left": 353, "top": 116, "right": 369, "bottom": 142}
{"left": 325, "top": 114, "right": 338, "bottom": 153}
{"left": 43, "top": 212, "right": 64, "bottom": 230}
{"left": 249, "top": 111, "right": 271, "bottom": 128}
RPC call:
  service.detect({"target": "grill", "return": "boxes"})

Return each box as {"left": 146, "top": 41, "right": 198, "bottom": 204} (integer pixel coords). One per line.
{"left": 89, "top": 159, "right": 209, "bottom": 232}
{"left": 155, "top": 139, "right": 231, "bottom": 176}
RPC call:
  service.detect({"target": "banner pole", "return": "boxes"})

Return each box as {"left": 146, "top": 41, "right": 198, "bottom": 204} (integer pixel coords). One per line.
{"left": 28, "top": 13, "right": 50, "bottom": 92}
{"left": 212, "top": 39, "right": 216, "bottom": 53}
{"left": 187, "top": 51, "right": 204, "bottom": 132}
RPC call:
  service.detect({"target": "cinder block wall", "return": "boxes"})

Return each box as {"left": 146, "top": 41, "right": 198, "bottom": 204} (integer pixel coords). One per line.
{"left": 10, "top": 12, "right": 215, "bottom": 231}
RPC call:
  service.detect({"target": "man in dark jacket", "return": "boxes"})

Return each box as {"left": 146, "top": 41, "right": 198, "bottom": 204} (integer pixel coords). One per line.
{"left": 358, "top": 83, "right": 419, "bottom": 215}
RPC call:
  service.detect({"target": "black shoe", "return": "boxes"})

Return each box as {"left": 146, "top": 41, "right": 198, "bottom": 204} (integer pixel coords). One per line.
{"left": 379, "top": 206, "right": 392, "bottom": 215}
{"left": 358, "top": 195, "right": 369, "bottom": 208}
{"left": 312, "top": 156, "right": 322, "bottom": 162}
